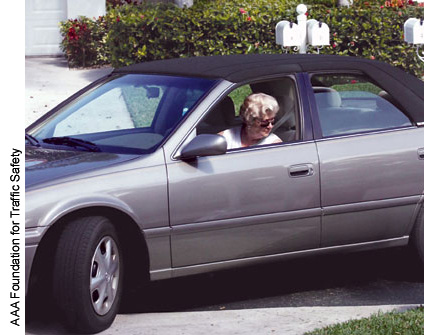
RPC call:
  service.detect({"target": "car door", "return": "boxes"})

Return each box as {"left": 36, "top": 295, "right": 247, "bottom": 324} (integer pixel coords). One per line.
{"left": 308, "top": 72, "right": 424, "bottom": 247}
{"left": 164, "top": 75, "right": 322, "bottom": 268}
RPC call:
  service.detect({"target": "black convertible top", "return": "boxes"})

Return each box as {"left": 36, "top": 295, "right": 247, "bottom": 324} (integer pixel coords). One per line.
{"left": 114, "top": 54, "right": 424, "bottom": 122}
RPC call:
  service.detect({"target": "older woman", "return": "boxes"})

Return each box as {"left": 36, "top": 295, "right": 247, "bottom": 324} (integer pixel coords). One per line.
{"left": 219, "top": 93, "right": 282, "bottom": 149}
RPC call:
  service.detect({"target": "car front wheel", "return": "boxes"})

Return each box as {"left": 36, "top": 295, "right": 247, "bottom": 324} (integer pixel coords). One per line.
{"left": 53, "top": 216, "right": 123, "bottom": 334}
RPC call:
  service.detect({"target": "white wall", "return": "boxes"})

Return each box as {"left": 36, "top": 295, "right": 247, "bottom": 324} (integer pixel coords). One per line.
{"left": 26, "top": 0, "right": 106, "bottom": 56}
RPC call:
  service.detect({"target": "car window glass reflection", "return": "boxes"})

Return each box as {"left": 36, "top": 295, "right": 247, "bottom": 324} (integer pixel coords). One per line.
{"left": 311, "top": 74, "right": 412, "bottom": 137}
{"left": 29, "top": 74, "right": 217, "bottom": 154}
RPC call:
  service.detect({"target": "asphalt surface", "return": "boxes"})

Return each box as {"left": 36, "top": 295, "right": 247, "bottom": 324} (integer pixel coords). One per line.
{"left": 25, "top": 57, "right": 423, "bottom": 335}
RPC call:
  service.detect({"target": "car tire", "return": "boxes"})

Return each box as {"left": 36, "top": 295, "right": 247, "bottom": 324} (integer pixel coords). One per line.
{"left": 411, "top": 207, "right": 424, "bottom": 272}
{"left": 52, "top": 216, "right": 123, "bottom": 334}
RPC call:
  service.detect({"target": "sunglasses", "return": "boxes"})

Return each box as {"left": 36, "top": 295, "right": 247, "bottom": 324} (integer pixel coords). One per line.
{"left": 258, "top": 118, "right": 276, "bottom": 127}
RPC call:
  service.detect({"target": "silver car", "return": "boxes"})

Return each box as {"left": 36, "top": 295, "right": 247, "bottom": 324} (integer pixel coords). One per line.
{"left": 25, "top": 54, "right": 424, "bottom": 333}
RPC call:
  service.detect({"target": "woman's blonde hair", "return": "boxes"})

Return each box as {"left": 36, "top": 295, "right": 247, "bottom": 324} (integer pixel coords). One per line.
{"left": 240, "top": 93, "right": 279, "bottom": 126}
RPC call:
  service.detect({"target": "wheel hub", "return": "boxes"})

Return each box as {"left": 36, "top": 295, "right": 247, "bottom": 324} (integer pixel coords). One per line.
{"left": 90, "top": 236, "right": 120, "bottom": 316}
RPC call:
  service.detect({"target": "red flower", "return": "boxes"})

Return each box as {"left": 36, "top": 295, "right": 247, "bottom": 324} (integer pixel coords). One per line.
{"left": 140, "top": 14, "right": 145, "bottom": 19}
{"left": 247, "top": 16, "right": 252, "bottom": 21}
{"left": 239, "top": 8, "right": 247, "bottom": 14}
{"left": 116, "top": 16, "right": 120, "bottom": 22}
{"left": 370, "top": 56, "right": 375, "bottom": 60}
{"left": 350, "top": 41, "right": 355, "bottom": 46}
{"left": 332, "top": 43, "right": 337, "bottom": 48}
{"left": 351, "top": 80, "right": 357, "bottom": 84}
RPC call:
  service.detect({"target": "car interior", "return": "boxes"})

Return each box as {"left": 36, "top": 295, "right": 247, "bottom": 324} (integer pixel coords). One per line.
{"left": 312, "top": 83, "right": 411, "bottom": 137}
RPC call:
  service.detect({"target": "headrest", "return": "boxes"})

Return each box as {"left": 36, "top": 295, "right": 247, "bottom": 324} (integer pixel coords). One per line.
{"left": 313, "top": 87, "right": 342, "bottom": 108}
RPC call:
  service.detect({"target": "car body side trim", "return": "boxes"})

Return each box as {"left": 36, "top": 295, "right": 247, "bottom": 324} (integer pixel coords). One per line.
{"left": 323, "top": 195, "right": 420, "bottom": 216}
{"left": 171, "top": 208, "right": 322, "bottom": 235}
{"left": 144, "top": 227, "right": 171, "bottom": 238}
{"left": 149, "top": 236, "right": 409, "bottom": 281}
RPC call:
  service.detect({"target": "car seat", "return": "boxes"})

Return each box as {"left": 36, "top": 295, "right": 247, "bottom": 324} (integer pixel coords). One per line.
{"left": 197, "top": 96, "right": 241, "bottom": 134}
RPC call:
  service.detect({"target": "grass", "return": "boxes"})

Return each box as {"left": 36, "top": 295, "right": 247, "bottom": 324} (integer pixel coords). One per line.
{"left": 306, "top": 306, "right": 424, "bottom": 335}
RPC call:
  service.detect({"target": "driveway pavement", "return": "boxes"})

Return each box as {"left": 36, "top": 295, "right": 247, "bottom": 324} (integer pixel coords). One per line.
{"left": 25, "top": 56, "right": 420, "bottom": 335}
{"left": 26, "top": 305, "right": 419, "bottom": 335}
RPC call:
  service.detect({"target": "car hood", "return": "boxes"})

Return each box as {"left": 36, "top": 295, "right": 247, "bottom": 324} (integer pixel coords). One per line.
{"left": 26, "top": 146, "right": 139, "bottom": 189}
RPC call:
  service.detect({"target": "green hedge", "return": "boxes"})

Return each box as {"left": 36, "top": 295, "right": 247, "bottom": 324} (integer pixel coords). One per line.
{"left": 59, "top": 16, "right": 110, "bottom": 67}
{"left": 105, "top": 0, "right": 292, "bottom": 65}
{"left": 59, "top": 0, "right": 424, "bottom": 77}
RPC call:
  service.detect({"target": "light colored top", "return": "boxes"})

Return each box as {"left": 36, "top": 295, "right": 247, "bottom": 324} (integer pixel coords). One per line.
{"left": 220, "top": 126, "right": 281, "bottom": 150}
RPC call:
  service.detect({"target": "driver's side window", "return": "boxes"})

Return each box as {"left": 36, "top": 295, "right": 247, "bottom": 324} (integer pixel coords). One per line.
{"left": 196, "top": 77, "right": 300, "bottom": 148}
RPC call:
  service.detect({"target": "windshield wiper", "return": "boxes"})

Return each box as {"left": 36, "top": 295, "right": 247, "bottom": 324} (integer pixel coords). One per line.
{"left": 42, "top": 136, "right": 101, "bottom": 152}
{"left": 25, "top": 133, "right": 40, "bottom": 147}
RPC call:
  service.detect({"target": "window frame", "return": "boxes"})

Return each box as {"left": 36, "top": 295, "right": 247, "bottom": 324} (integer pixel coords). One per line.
{"left": 189, "top": 73, "right": 311, "bottom": 155}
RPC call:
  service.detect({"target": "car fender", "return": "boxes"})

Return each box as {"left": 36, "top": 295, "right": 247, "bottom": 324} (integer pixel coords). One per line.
{"left": 38, "top": 193, "right": 142, "bottom": 229}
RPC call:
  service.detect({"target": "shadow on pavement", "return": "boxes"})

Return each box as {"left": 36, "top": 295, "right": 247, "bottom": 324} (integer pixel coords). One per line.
{"left": 26, "top": 247, "right": 424, "bottom": 334}
{"left": 119, "top": 247, "right": 424, "bottom": 313}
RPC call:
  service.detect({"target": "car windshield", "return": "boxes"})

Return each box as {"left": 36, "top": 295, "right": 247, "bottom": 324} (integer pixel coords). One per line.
{"left": 27, "top": 74, "right": 217, "bottom": 154}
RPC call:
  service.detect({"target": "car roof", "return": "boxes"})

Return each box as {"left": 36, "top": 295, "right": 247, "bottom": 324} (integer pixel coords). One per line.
{"left": 114, "top": 54, "right": 373, "bottom": 80}
{"left": 114, "top": 54, "right": 424, "bottom": 122}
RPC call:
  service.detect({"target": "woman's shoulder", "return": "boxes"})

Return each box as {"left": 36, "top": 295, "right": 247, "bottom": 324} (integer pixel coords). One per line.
{"left": 264, "top": 133, "right": 282, "bottom": 144}
{"left": 219, "top": 126, "right": 242, "bottom": 149}
{"left": 220, "top": 126, "right": 241, "bottom": 137}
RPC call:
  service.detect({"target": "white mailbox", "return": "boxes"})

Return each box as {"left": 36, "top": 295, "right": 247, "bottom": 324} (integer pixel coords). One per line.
{"left": 174, "top": 0, "right": 193, "bottom": 8}
{"left": 276, "top": 20, "right": 301, "bottom": 47}
{"left": 307, "top": 20, "right": 330, "bottom": 46}
{"left": 404, "top": 18, "right": 424, "bottom": 44}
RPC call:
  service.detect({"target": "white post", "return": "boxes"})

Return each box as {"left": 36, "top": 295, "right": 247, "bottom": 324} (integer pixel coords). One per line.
{"left": 296, "top": 4, "right": 308, "bottom": 54}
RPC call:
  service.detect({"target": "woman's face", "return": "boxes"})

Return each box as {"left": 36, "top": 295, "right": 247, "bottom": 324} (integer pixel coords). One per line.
{"left": 247, "top": 111, "right": 276, "bottom": 140}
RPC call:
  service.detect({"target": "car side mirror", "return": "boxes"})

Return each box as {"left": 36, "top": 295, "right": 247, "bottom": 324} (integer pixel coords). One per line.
{"left": 180, "top": 134, "right": 227, "bottom": 160}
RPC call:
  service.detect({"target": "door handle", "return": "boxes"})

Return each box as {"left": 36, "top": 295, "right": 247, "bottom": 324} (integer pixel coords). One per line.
{"left": 418, "top": 148, "right": 424, "bottom": 160}
{"left": 289, "top": 164, "right": 314, "bottom": 178}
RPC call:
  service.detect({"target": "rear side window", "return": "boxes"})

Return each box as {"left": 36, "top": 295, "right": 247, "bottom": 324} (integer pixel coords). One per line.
{"left": 311, "top": 73, "right": 412, "bottom": 137}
